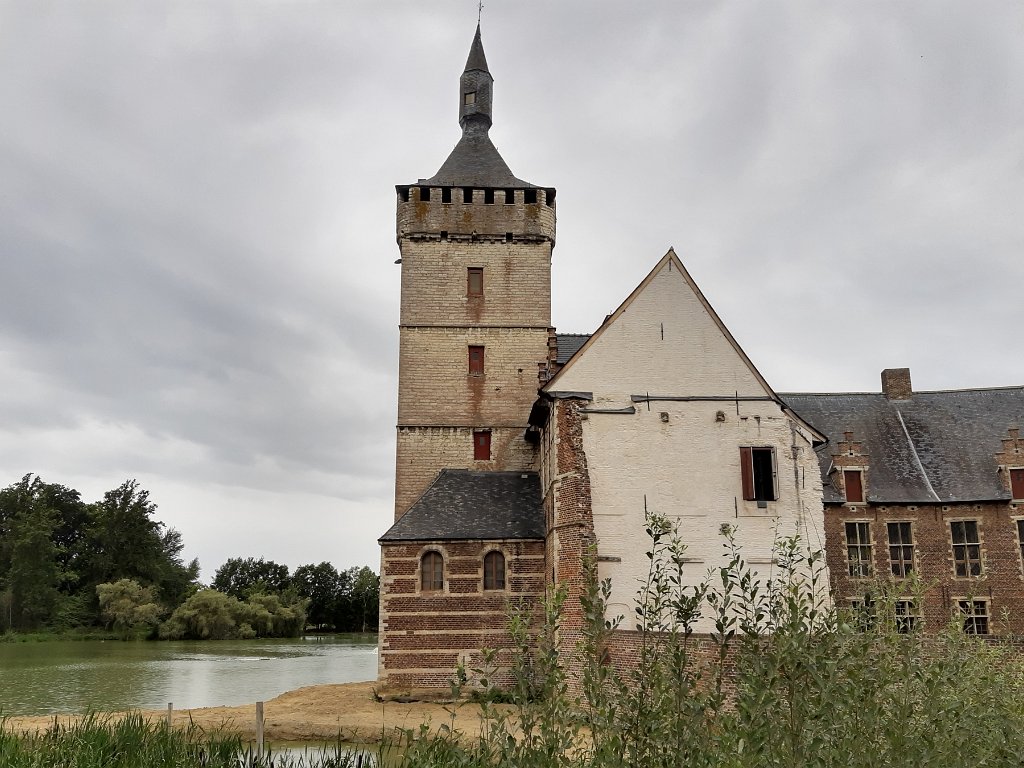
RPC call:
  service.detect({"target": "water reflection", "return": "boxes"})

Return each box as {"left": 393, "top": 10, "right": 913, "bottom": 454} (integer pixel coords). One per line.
{"left": 0, "top": 634, "right": 378, "bottom": 716}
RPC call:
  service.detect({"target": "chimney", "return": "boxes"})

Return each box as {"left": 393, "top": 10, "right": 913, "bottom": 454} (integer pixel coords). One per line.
{"left": 881, "top": 368, "right": 912, "bottom": 400}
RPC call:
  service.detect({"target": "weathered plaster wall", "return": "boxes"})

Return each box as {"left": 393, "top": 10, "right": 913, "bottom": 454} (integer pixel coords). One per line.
{"left": 551, "top": 258, "right": 767, "bottom": 403}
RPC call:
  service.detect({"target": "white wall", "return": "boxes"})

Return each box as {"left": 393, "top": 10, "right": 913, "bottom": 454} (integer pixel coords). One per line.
{"left": 549, "top": 255, "right": 827, "bottom": 632}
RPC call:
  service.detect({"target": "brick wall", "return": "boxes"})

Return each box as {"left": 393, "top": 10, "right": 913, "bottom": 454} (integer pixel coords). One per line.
{"left": 826, "top": 500, "right": 1024, "bottom": 634}
{"left": 378, "top": 539, "right": 546, "bottom": 691}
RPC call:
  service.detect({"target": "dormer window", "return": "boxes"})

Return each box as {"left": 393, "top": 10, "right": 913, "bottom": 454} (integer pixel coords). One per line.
{"left": 464, "top": 91, "right": 476, "bottom": 105}
{"left": 844, "top": 470, "right": 865, "bottom": 504}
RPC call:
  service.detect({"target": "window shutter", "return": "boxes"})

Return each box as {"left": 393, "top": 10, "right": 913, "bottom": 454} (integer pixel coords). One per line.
{"left": 740, "top": 447, "right": 754, "bottom": 501}
{"left": 1011, "top": 468, "right": 1024, "bottom": 500}
{"left": 844, "top": 470, "right": 864, "bottom": 503}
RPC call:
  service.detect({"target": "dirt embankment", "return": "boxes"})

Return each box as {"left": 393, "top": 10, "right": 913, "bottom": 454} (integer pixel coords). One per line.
{"left": 6, "top": 682, "right": 484, "bottom": 744}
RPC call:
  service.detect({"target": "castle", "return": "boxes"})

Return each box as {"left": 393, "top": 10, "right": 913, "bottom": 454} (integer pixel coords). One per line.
{"left": 377, "top": 26, "right": 1024, "bottom": 690}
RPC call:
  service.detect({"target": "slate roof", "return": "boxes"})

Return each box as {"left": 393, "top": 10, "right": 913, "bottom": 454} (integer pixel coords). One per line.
{"left": 380, "top": 470, "right": 545, "bottom": 542}
{"left": 555, "top": 333, "right": 590, "bottom": 365}
{"left": 423, "top": 132, "right": 535, "bottom": 188}
{"left": 781, "top": 388, "right": 1024, "bottom": 504}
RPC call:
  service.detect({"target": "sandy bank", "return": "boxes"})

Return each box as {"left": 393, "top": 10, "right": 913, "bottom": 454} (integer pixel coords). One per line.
{"left": 5, "top": 681, "right": 484, "bottom": 744}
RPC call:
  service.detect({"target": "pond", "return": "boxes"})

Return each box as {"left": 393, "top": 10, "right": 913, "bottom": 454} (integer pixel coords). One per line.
{"left": 0, "top": 634, "right": 378, "bottom": 716}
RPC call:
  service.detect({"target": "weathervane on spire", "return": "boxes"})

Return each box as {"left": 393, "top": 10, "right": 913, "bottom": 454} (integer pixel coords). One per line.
{"left": 477, "top": 1, "right": 483, "bottom": 25}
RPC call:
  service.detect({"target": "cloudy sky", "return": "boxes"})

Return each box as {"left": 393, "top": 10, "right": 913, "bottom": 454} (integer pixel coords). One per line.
{"left": 1, "top": 1, "right": 1021, "bottom": 579}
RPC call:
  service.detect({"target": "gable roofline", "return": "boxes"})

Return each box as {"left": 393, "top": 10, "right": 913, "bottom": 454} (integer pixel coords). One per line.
{"left": 544, "top": 248, "right": 826, "bottom": 444}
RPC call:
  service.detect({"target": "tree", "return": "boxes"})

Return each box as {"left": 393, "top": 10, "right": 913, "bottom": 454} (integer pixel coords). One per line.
{"left": 346, "top": 566, "right": 380, "bottom": 633}
{"left": 160, "top": 589, "right": 242, "bottom": 640}
{"left": 211, "top": 557, "right": 290, "bottom": 599}
{"left": 85, "top": 480, "right": 167, "bottom": 587}
{"left": 292, "top": 562, "right": 341, "bottom": 630}
{"left": 96, "top": 579, "right": 163, "bottom": 639}
{"left": 6, "top": 503, "right": 62, "bottom": 629}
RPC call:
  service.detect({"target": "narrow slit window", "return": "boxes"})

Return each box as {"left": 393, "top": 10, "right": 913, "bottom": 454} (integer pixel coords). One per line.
{"left": 483, "top": 551, "right": 505, "bottom": 590}
{"left": 846, "top": 521, "right": 872, "bottom": 578}
{"left": 844, "top": 470, "right": 864, "bottom": 503}
{"left": 887, "top": 522, "right": 914, "bottom": 577}
{"left": 468, "top": 345, "right": 484, "bottom": 376}
{"left": 473, "top": 430, "right": 491, "bottom": 461}
{"left": 950, "top": 520, "right": 982, "bottom": 577}
{"left": 467, "top": 267, "right": 483, "bottom": 296}
{"left": 421, "top": 552, "right": 443, "bottom": 592}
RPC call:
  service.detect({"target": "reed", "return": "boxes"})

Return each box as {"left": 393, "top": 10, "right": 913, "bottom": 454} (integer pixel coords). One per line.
{"left": 0, "top": 713, "right": 376, "bottom": 767}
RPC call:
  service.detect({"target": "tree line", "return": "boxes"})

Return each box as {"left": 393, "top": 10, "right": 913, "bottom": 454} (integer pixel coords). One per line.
{"left": 0, "top": 474, "right": 379, "bottom": 639}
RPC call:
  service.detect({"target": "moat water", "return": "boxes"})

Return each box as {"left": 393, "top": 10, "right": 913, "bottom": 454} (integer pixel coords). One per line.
{"left": 0, "top": 634, "right": 378, "bottom": 716}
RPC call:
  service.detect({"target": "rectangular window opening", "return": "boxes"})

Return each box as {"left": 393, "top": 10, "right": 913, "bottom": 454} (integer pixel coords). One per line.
{"left": 418, "top": 186, "right": 431, "bottom": 202}
{"left": 484, "top": 189, "right": 495, "bottom": 205}
{"left": 399, "top": 188, "right": 409, "bottom": 202}
{"left": 740, "top": 447, "right": 777, "bottom": 502}
{"left": 951, "top": 520, "right": 982, "bottom": 577}
{"left": 844, "top": 470, "right": 864, "bottom": 504}
{"left": 850, "top": 594, "right": 875, "bottom": 631}
{"left": 846, "top": 521, "right": 873, "bottom": 578}
{"left": 505, "top": 232, "right": 513, "bottom": 243}
{"left": 468, "top": 345, "right": 484, "bottom": 376}
{"left": 894, "top": 599, "right": 918, "bottom": 634}
{"left": 464, "top": 91, "right": 476, "bottom": 105}
{"left": 1011, "top": 468, "right": 1024, "bottom": 500}
{"left": 441, "top": 187, "right": 452, "bottom": 204}
{"left": 467, "top": 267, "right": 483, "bottom": 297}
{"left": 473, "top": 430, "right": 491, "bottom": 461}
{"left": 504, "top": 189, "right": 514, "bottom": 204}
{"left": 959, "top": 599, "right": 990, "bottom": 635}
{"left": 524, "top": 189, "right": 537, "bottom": 204}
{"left": 887, "top": 521, "right": 914, "bottom": 577}
{"left": 462, "top": 187, "right": 474, "bottom": 204}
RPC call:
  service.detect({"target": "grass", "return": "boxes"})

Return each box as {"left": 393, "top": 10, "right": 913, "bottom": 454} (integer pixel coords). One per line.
{"left": 0, "top": 713, "right": 378, "bottom": 767}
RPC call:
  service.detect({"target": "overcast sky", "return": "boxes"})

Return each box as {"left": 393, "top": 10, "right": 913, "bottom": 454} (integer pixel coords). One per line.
{"left": 1, "top": 1, "right": 1021, "bottom": 580}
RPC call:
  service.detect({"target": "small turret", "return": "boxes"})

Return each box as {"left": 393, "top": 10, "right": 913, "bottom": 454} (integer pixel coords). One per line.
{"left": 460, "top": 24, "right": 492, "bottom": 132}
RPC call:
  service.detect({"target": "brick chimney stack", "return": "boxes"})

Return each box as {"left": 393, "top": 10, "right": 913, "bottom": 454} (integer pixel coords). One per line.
{"left": 881, "top": 368, "right": 912, "bottom": 400}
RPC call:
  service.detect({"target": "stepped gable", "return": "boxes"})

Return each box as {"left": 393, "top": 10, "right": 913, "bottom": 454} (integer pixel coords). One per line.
{"left": 783, "top": 386, "right": 1024, "bottom": 503}
{"left": 380, "top": 470, "right": 545, "bottom": 541}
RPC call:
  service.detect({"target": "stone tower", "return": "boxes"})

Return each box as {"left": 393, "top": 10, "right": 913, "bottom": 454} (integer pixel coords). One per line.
{"left": 393, "top": 25, "right": 556, "bottom": 519}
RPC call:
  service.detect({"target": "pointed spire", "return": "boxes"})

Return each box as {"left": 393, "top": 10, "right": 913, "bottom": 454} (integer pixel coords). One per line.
{"left": 459, "top": 24, "right": 493, "bottom": 133}
{"left": 464, "top": 24, "right": 490, "bottom": 74}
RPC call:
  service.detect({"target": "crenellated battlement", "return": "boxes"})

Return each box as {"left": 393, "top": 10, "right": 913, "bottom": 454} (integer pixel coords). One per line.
{"left": 396, "top": 185, "right": 556, "bottom": 244}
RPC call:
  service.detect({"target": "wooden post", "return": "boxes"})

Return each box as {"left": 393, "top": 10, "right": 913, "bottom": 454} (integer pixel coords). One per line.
{"left": 255, "top": 701, "right": 264, "bottom": 756}
{"left": 166, "top": 703, "right": 173, "bottom": 728}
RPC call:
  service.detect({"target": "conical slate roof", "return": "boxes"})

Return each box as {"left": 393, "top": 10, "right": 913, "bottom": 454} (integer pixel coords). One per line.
{"left": 419, "top": 24, "right": 537, "bottom": 188}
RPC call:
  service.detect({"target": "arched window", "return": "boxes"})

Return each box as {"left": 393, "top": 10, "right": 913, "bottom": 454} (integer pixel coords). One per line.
{"left": 421, "top": 551, "right": 443, "bottom": 592}
{"left": 483, "top": 551, "right": 506, "bottom": 591}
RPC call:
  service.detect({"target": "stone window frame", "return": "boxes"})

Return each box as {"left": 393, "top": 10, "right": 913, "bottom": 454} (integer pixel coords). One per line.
{"left": 482, "top": 548, "right": 508, "bottom": 592}
{"left": 955, "top": 597, "right": 991, "bottom": 635}
{"left": 894, "top": 597, "right": 920, "bottom": 634}
{"left": 418, "top": 546, "right": 447, "bottom": 594}
{"left": 948, "top": 519, "right": 984, "bottom": 579}
{"left": 1013, "top": 517, "right": 1024, "bottom": 580}
{"left": 844, "top": 519, "right": 873, "bottom": 579}
{"left": 843, "top": 468, "right": 866, "bottom": 505}
{"left": 886, "top": 520, "right": 916, "bottom": 578}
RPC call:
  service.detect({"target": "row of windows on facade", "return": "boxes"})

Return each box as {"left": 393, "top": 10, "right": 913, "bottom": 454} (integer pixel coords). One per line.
{"left": 400, "top": 186, "right": 551, "bottom": 206}
{"left": 848, "top": 595, "right": 991, "bottom": 635}
{"left": 420, "top": 550, "right": 506, "bottom": 592}
{"left": 840, "top": 467, "right": 1024, "bottom": 504}
{"left": 845, "top": 519, "right": 1024, "bottom": 580}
